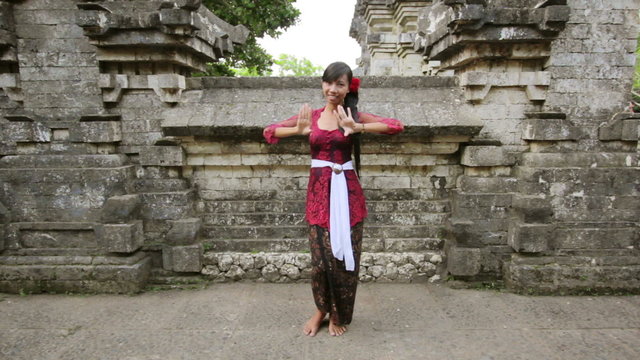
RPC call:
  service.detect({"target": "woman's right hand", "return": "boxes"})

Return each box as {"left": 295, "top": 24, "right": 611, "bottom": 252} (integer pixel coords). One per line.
{"left": 296, "top": 104, "right": 311, "bottom": 135}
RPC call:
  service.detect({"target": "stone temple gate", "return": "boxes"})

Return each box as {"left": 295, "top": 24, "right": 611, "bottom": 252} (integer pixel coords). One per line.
{"left": 0, "top": 0, "right": 638, "bottom": 294}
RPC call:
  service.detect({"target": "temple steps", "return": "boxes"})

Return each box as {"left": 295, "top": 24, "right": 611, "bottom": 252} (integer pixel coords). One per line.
{"left": 201, "top": 212, "right": 448, "bottom": 226}
{"left": 0, "top": 252, "right": 152, "bottom": 294}
{"left": 504, "top": 251, "right": 640, "bottom": 294}
{"left": 0, "top": 154, "right": 129, "bottom": 168}
{"left": 201, "top": 237, "right": 444, "bottom": 253}
{"left": 201, "top": 224, "right": 447, "bottom": 240}
{"left": 200, "top": 199, "right": 450, "bottom": 214}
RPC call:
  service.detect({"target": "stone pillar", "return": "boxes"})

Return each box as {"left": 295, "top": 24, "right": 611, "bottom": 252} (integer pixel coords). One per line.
{"left": 351, "top": 1, "right": 432, "bottom": 75}
{"left": 76, "top": 0, "right": 249, "bottom": 104}
{"left": 390, "top": 1, "right": 430, "bottom": 75}
{"left": 0, "top": 0, "right": 247, "bottom": 294}
{"left": 363, "top": 0, "right": 398, "bottom": 75}
{"left": 0, "top": 0, "right": 22, "bottom": 103}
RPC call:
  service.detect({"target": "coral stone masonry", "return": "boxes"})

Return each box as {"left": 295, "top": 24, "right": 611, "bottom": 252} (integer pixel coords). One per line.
{"left": 0, "top": 0, "right": 638, "bottom": 294}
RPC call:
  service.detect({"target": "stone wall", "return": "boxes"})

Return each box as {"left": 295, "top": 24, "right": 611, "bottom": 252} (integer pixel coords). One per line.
{"left": 154, "top": 75, "right": 480, "bottom": 284}
{"left": 352, "top": 0, "right": 640, "bottom": 293}
{"left": 0, "top": 0, "right": 638, "bottom": 294}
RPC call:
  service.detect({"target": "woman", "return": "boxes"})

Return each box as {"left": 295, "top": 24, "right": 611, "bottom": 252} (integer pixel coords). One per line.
{"left": 263, "top": 62, "right": 404, "bottom": 336}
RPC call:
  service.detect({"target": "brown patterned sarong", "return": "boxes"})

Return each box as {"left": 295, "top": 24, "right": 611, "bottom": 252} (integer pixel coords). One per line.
{"left": 308, "top": 222, "right": 364, "bottom": 326}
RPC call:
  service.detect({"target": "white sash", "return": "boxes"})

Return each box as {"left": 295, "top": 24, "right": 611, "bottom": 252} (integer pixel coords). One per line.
{"left": 310, "top": 159, "right": 355, "bottom": 271}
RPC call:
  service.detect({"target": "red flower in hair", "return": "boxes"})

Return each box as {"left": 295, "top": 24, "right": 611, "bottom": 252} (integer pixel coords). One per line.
{"left": 349, "top": 77, "right": 360, "bottom": 93}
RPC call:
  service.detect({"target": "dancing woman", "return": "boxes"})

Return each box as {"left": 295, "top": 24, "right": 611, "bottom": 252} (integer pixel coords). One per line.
{"left": 263, "top": 62, "right": 404, "bottom": 336}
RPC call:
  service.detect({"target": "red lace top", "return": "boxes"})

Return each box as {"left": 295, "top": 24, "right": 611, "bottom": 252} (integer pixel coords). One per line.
{"left": 263, "top": 107, "right": 404, "bottom": 228}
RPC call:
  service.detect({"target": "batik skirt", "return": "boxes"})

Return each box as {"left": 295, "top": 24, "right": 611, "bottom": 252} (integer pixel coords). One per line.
{"left": 308, "top": 222, "right": 364, "bottom": 326}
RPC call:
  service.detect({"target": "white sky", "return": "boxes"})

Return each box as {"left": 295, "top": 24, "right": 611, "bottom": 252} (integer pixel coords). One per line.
{"left": 257, "top": 0, "right": 360, "bottom": 71}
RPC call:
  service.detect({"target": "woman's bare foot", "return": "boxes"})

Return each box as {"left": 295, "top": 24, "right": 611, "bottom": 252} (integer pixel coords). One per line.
{"left": 303, "top": 310, "right": 326, "bottom": 337}
{"left": 328, "top": 320, "right": 347, "bottom": 336}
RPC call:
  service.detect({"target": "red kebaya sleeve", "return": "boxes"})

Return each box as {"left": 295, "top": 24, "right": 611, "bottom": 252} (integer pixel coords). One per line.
{"left": 359, "top": 112, "right": 404, "bottom": 134}
{"left": 263, "top": 113, "right": 298, "bottom": 144}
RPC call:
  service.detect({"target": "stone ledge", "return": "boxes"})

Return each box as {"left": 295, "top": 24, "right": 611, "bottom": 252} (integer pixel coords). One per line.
{"left": 599, "top": 113, "right": 640, "bottom": 141}
{"left": 0, "top": 251, "right": 148, "bottom": 266}
{"left": 0, "top": 254, "right": 152, "bottom": 294}
{"left": 202, "top": 237, "right": 444, "bottom": 253}
{"left": 461, "top": 146, "right": 516, "bottom": 167}
{"left": 504, "top": 253, "right": 640, "bottom": 294}
{"left": 163, "top": 124, "right": 483, "bottom": 142}
{"left": 520, "top": 152, "right": 640, "bottom": 168}
{"left": 0, "top": 154, "right": 128, "bottom": 168}
{"left": 522, "top": 118, "right": 586, "bottom": 141}
{"left": 191, "top": 75, "right": 459, "bottom": 90}
{"left": 200, "top": 251, "right": 444, "bottom": 283}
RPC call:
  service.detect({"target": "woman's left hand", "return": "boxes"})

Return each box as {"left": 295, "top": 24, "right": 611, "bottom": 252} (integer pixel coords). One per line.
{"left": 334, "top": 106, "right": 357, "bottom": 136}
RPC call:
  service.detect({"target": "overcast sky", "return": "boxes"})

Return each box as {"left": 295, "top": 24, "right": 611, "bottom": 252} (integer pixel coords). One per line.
{"left": 257, "top": 0, "right": 360, "bottom": 72}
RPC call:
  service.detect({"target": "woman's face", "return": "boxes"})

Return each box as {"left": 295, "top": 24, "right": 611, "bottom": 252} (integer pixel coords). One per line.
{"left": 322, "top": 74, "right": 349, "bottom": 105}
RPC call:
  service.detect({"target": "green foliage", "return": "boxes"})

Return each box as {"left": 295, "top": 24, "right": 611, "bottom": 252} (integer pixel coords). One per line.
{"left": 231, "top": 65, "right": 267, "bottom": 77}
{"left": 273, "top": 54, "right": 323, "bottom": 76}
{"left": 635, "top": 35, "right": 640, "bottom": 89}
{"left": 632, "top": 35, "right": 640, "bottom": 112}
{"left": 202, "top": 0, "right": 300, "bottom": 76}
{"left": 227, "top": 54, "right": 323, "bottom": 77}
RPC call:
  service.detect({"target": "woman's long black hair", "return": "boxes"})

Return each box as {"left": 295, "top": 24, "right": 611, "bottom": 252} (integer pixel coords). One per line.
{"left": 322, "top": 62, "right": 361, "bottom": 175}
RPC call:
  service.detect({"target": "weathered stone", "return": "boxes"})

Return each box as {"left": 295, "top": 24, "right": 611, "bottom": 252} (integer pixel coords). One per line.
{"left": 360, "top": 253, "right": 374, "bottom": 267}
{"left": 1, "top": 121, "right": 51, "bottom": 143}
{"left": 69, "top": 121, "right": 121, "bottom": 143}
{"left": 522, "top": 118, "right": 585, "bottom": 141}
{"left": 139, "top": 146, "right": 186, "bottom": 166}
{"left": 461, "top": 146, "right": 516, "bottom": 167}
{"left": 165, "top": 218, "right": 201, "bottom": 246}
{"left": 511, "top": 195, "right": 553, "bottom": 224}
{"left": 458, "top": 176, "right": 518, "bottom": 193}
{"left": 369, "top": 265, "right": 385, "bottom": 278}
{"left": 385, "top": 263, "right": 399, "bottom": 280}
{"left": 0, "top": 200, "right": 10, "bottom": 249}
{"left": 508, "top": 223, "right": 553, "bottom": 253}
{"left": 224, "top": 265, "right": 245, "bottom": 280}
{"left": 254, "top": 253, "right": 267, "bottom": 268}
{"left": 280, "top": 264, "right": 300, "bottom": 280}
{"left": 95, "top": 221, "right": 143, "bottom": 253}
{"left": 599, "top": 113, "right": 640, "bottom": 141}
{"left": 447, "top": 247, "right": 481, "bottom": 276}
{"left": 244, "top": 268, "right": 261, "bottom": 279}
{"left": 261, "top": 263, "right": 280, "bottom": 282}
{"left": 101, "top": 194, "right": 141, "bottom": 223}
{"left": 201, "top": 265, "right": 220, "bottom": 278}
{"left": 0, "top": 255, "right": 151, "bottom": 294}
{"left": 238, "top": 254, "right": 255, "bottom": 270}
{"left": 398, "top": 263, "right": 417, "bottom": 279}
{"left": 420, "top": 262, "right": 437, "bottom": 276}
{"left": 217, "top": 254, "right": 233, "bottom": 272}
{"left": 162, "top": 244, "right": 203, "bottom": 273}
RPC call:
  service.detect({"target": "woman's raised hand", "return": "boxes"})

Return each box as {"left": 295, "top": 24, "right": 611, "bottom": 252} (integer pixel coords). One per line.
{"left": 296, "top": 103, "right": 312, "bottom": 135}
{"left": 335, "top": 105, "right": 356, "bottom": 136}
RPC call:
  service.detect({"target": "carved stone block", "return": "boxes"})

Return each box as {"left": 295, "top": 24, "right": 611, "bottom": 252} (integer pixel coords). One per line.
{"left": 461, "top": 146, "right": 515, "bottom": 167}
{"left": 139, "top": 145, "right": 186, "bottom": 166}
{"left": 69, "top": 121, "right": 122, "bottom": 143}
{"left": 162, "top": 244, "right": 203, "bottom": 272}
{"left": 447, "top": 246, "right": 481, "bottom": 276}
{"left": 101, "top": 194, "right": 141, "bottom": 224}
{"left": 96, "top": 221, "right": 144, "bottom": 253}
{"left": 166, "top": 218, "right": 201, "bottom": 246}
{"left": 508, "top": 222, "right": 553, "bottom": 253}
